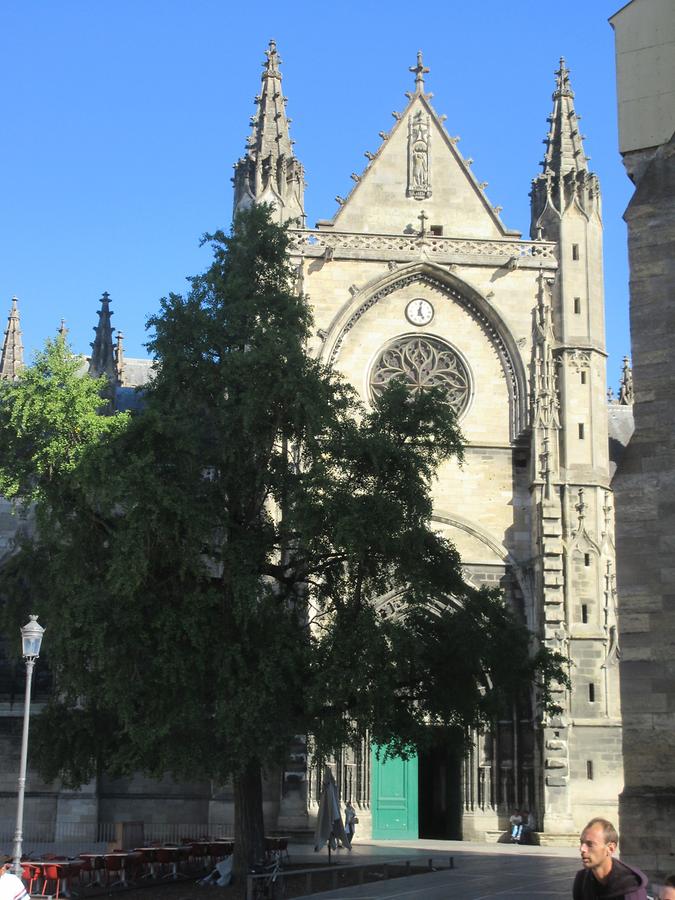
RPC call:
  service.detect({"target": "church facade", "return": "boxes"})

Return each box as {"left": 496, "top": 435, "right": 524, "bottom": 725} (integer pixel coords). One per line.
{"left": 0, "top": 45, "right": 629, "bottom": 844}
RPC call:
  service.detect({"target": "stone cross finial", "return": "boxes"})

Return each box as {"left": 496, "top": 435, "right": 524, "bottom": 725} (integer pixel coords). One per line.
{"left": 409, "top": 50, "right": 429, "bottom": 93}
{"left": 554, "top": 57, "right": 574, "bottom": 98}
{"left": 264, "top": 39, "right": 281, "bottom": 78}
{"left": 417, "top": 209, "right": 428, "bottom": 235}
{"left": 58, "top": 318, "right": 68, "bottom": 338}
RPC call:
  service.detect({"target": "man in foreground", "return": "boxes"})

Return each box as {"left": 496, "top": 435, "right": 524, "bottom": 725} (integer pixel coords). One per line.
{"left": 573, "top": 818, "right": 648, "bottom": 899}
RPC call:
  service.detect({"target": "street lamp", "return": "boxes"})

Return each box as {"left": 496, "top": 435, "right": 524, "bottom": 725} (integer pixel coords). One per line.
{"left": 12, "top": 615, "right": 45, "bottom": 876}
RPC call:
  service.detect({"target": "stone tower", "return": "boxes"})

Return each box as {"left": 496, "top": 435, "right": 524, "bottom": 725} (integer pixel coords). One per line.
{"left": 529, "top": 60, "right": 622, "bottom": 836}
{"left": 232, "top": 40, "right": 305, "bottom": 225}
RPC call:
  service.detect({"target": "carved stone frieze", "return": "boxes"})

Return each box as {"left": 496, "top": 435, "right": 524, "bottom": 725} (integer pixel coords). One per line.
{"left": 288, "top": 229, "right": 557, "bottom": 266}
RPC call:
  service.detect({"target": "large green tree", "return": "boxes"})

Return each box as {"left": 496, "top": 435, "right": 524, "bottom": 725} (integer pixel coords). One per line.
{"left": 0, "top": 206, "right": 565, "bottom": 877}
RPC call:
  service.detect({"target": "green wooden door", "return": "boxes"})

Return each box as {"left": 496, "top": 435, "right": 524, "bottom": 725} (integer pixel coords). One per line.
{"left": 371, "top": 746, "right": 418, "bottom": 840}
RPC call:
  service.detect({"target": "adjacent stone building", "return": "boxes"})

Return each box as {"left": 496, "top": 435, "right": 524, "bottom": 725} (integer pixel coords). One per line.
{"left": 610, "top": 0, "right": 675, "bottom": 878}
{"left": 0, "top": 46, "right": 627, "bottom": 844}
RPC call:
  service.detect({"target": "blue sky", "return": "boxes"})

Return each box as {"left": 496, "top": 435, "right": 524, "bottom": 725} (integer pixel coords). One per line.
{"left": 0, "top": 0, "right": 632, "bottom": 389}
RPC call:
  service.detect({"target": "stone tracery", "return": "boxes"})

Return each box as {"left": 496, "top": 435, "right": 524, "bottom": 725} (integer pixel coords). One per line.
{"left": 370, "top": 334, "right": 471, "bottom": 416}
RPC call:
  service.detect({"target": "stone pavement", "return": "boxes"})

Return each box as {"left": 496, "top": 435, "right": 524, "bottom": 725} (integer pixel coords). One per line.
{"left": 293, "top": 838, "right": 582, "bottom": 899}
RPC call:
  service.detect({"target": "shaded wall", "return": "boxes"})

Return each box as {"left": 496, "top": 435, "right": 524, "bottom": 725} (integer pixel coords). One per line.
{"left": 614, "top": 134, "right": 675, "bottom": 878}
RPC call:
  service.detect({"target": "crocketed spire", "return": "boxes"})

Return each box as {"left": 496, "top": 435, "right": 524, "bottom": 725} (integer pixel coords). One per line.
{"left": 0, "top": 297, "right": 24, "bottom": 380}
{"left": 88, "top": 292, "right": 116, "bottom": 381}
{"left": 530, "top": 58, "right": 600, "bottom": 234}
{"left": 232, "top": 40, "right": 305, "bottom": 224}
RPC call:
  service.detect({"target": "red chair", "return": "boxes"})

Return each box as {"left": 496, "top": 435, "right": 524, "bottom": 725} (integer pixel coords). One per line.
{"left": 21, "top": 863, "right": 40, "bottom": 895}
{"left": 41, "top": 863, "right": 74, "bottom": 900}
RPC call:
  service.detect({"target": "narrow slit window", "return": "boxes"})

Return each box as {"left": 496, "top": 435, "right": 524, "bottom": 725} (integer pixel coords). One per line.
{"left": 588, "top": 683, "right": 595, "bottom": 702}
{"left": 574, "top": 297, "right": 581, "bottom": 314}
{"left": 587, "top": 760, "right": 594, "bottom": 780}
{"left": 578, "top": 423, "right": 585, "bottom": 439}
{"left": 584, "top": 553, "right": 591, "bottom": 567}
{"left": 572, "top": 244, "right": 580, "bottom": 260}
{"left": 581, "top": 371, "right": 587, "bottom": 385}
{"left": 581, "top": 604, "right": 588, "bottom": 623}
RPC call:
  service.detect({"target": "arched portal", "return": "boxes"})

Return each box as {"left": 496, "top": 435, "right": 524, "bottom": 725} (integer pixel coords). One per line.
{"left": 369, "top": 518, "right": 535, "bottom": 843}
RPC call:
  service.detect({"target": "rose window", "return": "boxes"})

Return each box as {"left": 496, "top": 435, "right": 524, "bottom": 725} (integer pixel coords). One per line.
{"left": 370, "top": 335, "right": 471, "bottom": 416}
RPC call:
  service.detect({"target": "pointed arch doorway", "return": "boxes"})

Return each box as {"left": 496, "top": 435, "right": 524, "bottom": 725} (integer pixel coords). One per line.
{"left": 371, "top": 732, "right": 463, "bottom": 841}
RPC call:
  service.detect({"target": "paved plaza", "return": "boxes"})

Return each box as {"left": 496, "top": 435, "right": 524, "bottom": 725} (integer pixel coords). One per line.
{"left": 298, "top": 838, "right": 582, "bottom": 899}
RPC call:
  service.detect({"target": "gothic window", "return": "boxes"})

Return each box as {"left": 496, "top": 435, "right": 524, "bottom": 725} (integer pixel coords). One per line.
{"left": 370, "top": 335, "right": 471, "bottom": 417}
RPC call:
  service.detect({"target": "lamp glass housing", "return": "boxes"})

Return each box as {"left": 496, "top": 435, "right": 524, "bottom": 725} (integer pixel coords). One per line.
{"left": 21, "top": 616, "right": 44, "bottom": 659}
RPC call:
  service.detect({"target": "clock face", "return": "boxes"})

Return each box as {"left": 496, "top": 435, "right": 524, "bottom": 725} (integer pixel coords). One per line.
{"left": 405, "top": 298, "right": 434, "bottom": 326}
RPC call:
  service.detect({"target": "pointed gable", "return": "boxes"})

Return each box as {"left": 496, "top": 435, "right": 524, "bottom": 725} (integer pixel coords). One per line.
{"left": 320, "top": 53, "right": 517, "bottom": 239}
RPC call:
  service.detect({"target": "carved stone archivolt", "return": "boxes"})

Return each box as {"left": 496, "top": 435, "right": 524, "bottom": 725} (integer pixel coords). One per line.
{"left": 407, "top": 110, "right": 431, "bottom": 199}
{"left": 326, "top": 272, "right": 527, "bottom": 439}
{"left": 370, "top": 334, "right": 471, "bottom": 417}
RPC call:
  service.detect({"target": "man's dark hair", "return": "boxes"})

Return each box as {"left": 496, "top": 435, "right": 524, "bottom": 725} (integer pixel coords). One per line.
{"left": 664, "top": 874, "right": 675, "bottom": 887}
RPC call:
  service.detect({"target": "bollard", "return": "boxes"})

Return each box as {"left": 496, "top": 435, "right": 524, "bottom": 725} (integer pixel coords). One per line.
{"left": 306, "top": 872, "right": 312, "bottom": 894}
{"left": 428, "top": 857, "right": 433, "bottom": 870}
{"left": 449, "top": 856, "right": 455, "bottom": 869}
{"left": 405, "top": 860, "right": 411, "bottom": 876}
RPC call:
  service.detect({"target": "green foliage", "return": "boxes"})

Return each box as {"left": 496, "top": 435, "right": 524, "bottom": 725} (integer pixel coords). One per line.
{"left": 0, "top": 205, "right": 567, "bottom": 802}
{"left": 0, "top": 336, "right": 128, "bottom": 508}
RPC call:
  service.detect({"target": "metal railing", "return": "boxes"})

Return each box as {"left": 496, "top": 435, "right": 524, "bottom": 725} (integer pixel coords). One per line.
{"left": 0, "top": 819, "right": 233, "bottom": 848}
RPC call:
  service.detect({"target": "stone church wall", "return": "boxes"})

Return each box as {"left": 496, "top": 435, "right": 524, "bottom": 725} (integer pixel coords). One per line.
{"left": 614, "top": 136, "right": 675, "bottom": 878}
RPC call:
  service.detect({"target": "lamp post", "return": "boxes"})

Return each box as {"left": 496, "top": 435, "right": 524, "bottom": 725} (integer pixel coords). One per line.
{"left": 12, "top": 615, "right": 45, "bottom": 876}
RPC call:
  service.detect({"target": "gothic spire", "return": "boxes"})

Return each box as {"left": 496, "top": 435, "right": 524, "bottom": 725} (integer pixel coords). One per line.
{"left": 232, "top": 40, "right": 305, "bottom": 224}
{"left": 88, "top": 291, "right": 116, "bottom": 381}
{"left": 0, "top": 297, "right": 24, "bottom": 380}
{"left": 530, "top": 58, "right": 600, "bottom": 232}
{"left": 542, "top": 58, "right": 589, "bottom": 179}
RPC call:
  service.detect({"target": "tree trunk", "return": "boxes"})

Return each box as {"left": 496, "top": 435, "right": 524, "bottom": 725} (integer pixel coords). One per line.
{"left": 233, "top": 757, "right": 266, "bottom": 882}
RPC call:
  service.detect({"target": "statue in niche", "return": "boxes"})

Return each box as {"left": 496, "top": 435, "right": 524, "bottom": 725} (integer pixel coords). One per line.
{"left": 407, "top": 111, "right": 431, "bottom": 199}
